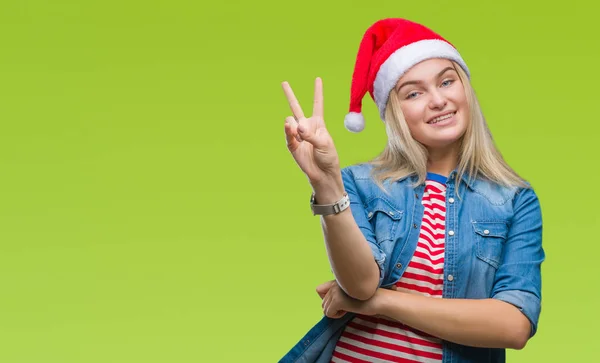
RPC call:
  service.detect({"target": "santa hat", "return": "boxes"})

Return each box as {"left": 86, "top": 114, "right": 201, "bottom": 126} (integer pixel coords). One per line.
{"left": 344, "top": 18, "right": 471, "bottom": 133}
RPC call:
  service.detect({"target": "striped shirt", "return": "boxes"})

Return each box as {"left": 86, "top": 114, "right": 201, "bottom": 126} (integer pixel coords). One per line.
{"left": 331, "top": 173, "right": 447, "bottom": 363}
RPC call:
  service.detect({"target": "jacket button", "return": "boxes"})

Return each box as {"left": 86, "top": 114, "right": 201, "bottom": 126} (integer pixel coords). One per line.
{"left": 396, "top": 263, "right": 402, "bottom": 269}
{"left": 415, "top": 193, "right": 419, "bottom": 199}
{"left": 368, "top": 212, "right": 373, "bottom": 218}
{"left": 484, "top": 229, "right": 490, "bottom": 235}
{"left": 413, "top": 223, "right": 418, "bottom": 229}
{"left": 389, "top": 211, "right": 395, "bottom": 216}
{"left": 448, "top": 230, "right": 455, "bottom": 236}
{"left": 448, "top": 197, "right": 455, "bottom": 204}
{"left": 447, "top": 275, "right": 454, "bottom": 281}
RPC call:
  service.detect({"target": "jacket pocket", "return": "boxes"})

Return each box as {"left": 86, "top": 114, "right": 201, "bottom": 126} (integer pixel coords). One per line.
{"left": 366, "top": 197, "right": 404, "bottom": 244}
{"left": 472, "top": 221, "right": 508, "bottom": 269}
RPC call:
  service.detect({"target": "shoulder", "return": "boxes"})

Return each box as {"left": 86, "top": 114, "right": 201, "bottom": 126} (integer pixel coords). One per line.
{"left": 341, "top": 163, "right": 382, "bottom": 200}
{"left": 340, "top": 163, "right": 378, "bottom": 198}
{"left": 341, "top": 163, "right": 413, "bottom": 209}
{"left": 341, "top": 162, "right": 410, "bottom": 189}
{"left": 469, "top": 177, "right": 538, "bottom": 208}
{"left": 341, "top": 162, "right": 376, "bottom": 180}
{"left": 469, "top": 178, "right": 521, "bottom": 206}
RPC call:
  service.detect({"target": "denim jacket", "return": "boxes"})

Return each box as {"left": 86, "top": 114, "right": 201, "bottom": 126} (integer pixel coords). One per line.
{"left": 280, "top": 163, "right": 544, "bottom": 363}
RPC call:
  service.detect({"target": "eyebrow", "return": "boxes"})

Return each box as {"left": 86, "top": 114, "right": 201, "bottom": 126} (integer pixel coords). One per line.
{"left": 395, "top": 66, "right": 456, "bottom": 92}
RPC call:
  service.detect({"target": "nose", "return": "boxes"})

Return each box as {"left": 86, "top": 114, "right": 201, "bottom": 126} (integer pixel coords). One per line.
{"left": 429, "top": 89, "right": 447, "bottom": 110}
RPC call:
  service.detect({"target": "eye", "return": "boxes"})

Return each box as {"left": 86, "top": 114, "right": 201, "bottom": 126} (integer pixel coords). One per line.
{"left": 441, "top": 79, "right": 454, "bottom": 87}
{"left": 406, "top": 91, "right": 420, "bottom": 99}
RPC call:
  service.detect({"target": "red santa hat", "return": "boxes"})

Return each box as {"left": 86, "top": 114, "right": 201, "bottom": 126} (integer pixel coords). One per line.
{"left": 344, "top": 18, "right": 471, "bottom": 133}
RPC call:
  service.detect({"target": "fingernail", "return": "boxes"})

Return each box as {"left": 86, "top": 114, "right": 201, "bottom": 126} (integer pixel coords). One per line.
{"left": 298, "top": 125, "right": 305, "bottom": 133}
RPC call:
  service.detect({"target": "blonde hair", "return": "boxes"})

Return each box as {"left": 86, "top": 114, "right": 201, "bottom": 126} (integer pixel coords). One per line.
{"left": 369, "top": 61, "right": 528, "bottom": 193}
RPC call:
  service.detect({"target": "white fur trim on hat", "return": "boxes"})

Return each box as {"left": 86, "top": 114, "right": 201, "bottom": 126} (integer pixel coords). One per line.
{"left": 344, "top": 112, "right": 366, "bottom": 133}
{"left": 373, "top": 39, "right": 470, "bottom": 120}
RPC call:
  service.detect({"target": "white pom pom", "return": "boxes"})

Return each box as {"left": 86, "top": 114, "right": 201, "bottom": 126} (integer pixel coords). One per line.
{"left": 344, "top": 112, "right": 365, "bottom": 133}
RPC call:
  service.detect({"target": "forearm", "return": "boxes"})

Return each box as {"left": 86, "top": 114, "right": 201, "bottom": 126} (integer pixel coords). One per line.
{"left": 374, "top": 289, "right": 531, "bottom": 349}
{"left": 313, "top": 180, "right": 379, "bottom": 300}
{"left": 320, "top": 208, "right": 379, "bottom": 300}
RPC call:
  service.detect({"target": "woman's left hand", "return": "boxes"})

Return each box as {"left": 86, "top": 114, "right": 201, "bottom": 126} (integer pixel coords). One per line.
{"left": 317, "top": 280, "right": 378, "bottom": 318}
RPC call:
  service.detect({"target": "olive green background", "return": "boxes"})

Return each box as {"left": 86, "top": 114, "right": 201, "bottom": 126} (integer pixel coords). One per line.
{"left": 0, "top": 0, "right": 597, "bottom": 362}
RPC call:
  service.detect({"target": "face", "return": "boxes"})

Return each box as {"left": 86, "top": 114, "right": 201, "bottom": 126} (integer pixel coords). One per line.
{"left": 394, "top": 58, "right": 469, "bottom": 150}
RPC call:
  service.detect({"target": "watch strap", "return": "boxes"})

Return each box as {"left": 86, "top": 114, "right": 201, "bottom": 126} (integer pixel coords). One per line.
{"left": 310, "top": 192, "right": 350, "bottom": 216}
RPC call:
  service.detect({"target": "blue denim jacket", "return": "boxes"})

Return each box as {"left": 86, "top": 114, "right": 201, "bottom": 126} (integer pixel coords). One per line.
{"left": 280, "top": 163, "right": 544, "bottom": 363}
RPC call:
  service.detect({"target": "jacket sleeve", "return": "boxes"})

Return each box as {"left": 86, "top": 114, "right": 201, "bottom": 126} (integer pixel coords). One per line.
{"left": 341, "top": 167, "right": 386, "bottom": 287}
{"left": 491, "top": 186, "right": 545, "bottom": 337}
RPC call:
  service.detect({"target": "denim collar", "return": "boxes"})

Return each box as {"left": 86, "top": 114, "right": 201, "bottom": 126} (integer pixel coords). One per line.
{"left": 398, "top": 170, "right": 476, "bottom": 190}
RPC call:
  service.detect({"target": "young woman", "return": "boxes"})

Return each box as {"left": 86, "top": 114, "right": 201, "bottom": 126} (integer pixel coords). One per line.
{"left": 279, "top": 18, "right": 544, "bottom": 363}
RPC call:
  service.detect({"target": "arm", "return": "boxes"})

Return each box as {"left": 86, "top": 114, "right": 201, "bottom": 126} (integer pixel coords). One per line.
{"left": 375, "top": 187, "right": 543, "bottom": 348}
{"left": 313, "top": 169, "right": 380, "bottom": 301}
{"left": 281, "top": 79, "right": 381, "bottom": 301}
{"left": 373, "top": 290, "right": 530, "bottom": 349}
{"left": 322, "top": 187, "right": 544, "bottom": 349}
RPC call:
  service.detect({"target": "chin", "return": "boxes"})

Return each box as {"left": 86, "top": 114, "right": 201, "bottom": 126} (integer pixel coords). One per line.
{"left": 425, "top": 139, "right": 462, "bottom": 149}
{"left": 420, "top": 132, "right": 465, "bottom": 149}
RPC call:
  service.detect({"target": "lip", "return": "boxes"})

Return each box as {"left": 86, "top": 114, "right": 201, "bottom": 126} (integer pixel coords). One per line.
{"left": 427, "top": 111, "right": 456, "bottom": 124}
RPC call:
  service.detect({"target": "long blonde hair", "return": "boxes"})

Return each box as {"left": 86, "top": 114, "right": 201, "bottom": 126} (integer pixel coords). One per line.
{"left": 369, "top": 61, "right": 528, "bottom": 193}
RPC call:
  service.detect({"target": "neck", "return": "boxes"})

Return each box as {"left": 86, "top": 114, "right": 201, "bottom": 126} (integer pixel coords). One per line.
{"left": 426, "top": 142, "right": 461, "bottom": 177}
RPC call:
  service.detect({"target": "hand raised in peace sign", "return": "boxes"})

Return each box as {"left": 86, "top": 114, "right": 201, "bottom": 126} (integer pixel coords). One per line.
{"left": 282, "top": 78, "right": 342, "bottom": 188}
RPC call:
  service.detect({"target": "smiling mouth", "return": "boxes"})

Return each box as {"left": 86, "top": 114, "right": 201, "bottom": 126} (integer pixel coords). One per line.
{"left": 427, "top": 112, "right": 456, "bottom": 124}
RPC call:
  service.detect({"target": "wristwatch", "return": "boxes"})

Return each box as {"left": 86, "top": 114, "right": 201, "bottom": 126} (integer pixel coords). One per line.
{"left": 310, "top": 192, "right": 350, "bottom": 216}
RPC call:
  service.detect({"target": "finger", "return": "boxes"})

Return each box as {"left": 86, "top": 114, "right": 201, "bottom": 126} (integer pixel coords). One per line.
{"left": 312, "top": 77, "right": 323, "bottom": 119}
{"left": 317, "top": 289, "right": 327, "bottom": 300}
{"left": 322, "top": 289, "right": 331, "bottom": 310}
{"left": 325, "top": 298, "right": 343, "bottom": 319}
{"left": 333, "top": 310, "right": 347, "bottom": 319}
{"left": 285, "top": 116, "right": 302, "bottom": 145}
{"left": 297, "top": 119, "right": 328, "bottom": 149}
{"left": 316, "top": 279, "right": 335, "bottom": 298}
{"left": 324, "top": 297, "right": 333, "bottom": 317}
{"left": 281, "top": 81, "right": 305, "bottom": 120}
{"left": 326, "top": 296, "right": 336, "bottom": 317}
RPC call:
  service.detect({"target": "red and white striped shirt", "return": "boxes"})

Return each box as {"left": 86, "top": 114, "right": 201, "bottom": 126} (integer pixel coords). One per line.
{"left": 331, "top": 174, "right": 447, "bottom": 363}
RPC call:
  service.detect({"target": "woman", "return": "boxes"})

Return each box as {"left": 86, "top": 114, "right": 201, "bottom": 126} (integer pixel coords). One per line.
{"left": 279, "top": 18, "right": 544, "bottom": 363}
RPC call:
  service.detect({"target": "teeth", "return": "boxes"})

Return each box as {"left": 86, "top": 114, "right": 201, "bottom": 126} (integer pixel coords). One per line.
{"left": 429, "top": 112, "right": 454, "bottom": 124}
